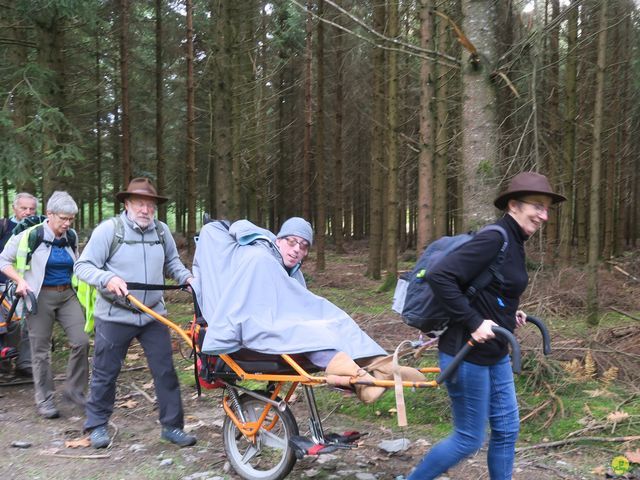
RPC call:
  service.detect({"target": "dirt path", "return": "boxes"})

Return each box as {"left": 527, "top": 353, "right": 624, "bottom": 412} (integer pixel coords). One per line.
{"left": 0, "top": 360, "right": 618, "bottom": 480}
{"left": 2, "top": 247, "right": 637, "bottom": 479}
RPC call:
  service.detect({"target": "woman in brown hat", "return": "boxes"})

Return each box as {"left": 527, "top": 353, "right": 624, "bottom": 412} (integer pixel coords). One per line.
{"left": 407, "top": 172, "right": 565, "bottom": 480}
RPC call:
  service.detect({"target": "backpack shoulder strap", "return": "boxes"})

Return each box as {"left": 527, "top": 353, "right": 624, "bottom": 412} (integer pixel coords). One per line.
{"left": 15, "top": 224, "right": 44, "bottom": 275}
{"left": 465, "top": 225, "right": 509, "bottom": 298}
{"left": 105, "top": 217, "right": 167, "bottom": 262}
{"left": 67, "top": 228, "right": 78, "bottom": 251}
{"left": 27, "top": 225, "right": 45, "bottom": 256}
{"left": 107, "top": 216, "right": 125, "bottom": 261}
{"left": 154, "top": 219, "right": 166, "bottom": 248}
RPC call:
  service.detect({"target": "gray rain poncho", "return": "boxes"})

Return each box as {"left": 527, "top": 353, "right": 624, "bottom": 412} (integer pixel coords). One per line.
{"left": 192, "top": 220, "right": 385, "bottom": 360}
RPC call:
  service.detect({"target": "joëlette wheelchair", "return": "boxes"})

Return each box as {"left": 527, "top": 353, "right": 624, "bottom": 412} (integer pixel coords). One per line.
{"left": 0, "top": 285, "right": 36, "bottom": 377}
{"left": 126, "top": 293, "right": 551, "bottom": 480}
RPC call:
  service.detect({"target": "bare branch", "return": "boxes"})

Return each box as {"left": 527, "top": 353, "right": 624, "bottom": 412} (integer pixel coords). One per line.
{"left": 290, "top": 0, "right": 460, "bottom": 69}
{"left": 516, "top": 435, "right": 640, "bottom": 452}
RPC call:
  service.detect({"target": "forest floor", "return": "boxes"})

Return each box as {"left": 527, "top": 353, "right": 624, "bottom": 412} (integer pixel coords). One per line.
{"left": 0, "top": 242, "right": 639, "bottom": 480}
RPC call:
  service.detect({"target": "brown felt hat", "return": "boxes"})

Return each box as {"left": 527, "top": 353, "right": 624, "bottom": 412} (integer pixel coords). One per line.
{"left": 116, "top": 177, "right": 168, "bottom": 204}
{"left": 493, "top": 172, "right": 566, "bottom": 210}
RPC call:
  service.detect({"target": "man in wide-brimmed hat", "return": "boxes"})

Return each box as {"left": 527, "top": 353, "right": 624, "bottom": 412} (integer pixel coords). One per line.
{"left": 74, "top": 177, "right": 196, "bottom": 449}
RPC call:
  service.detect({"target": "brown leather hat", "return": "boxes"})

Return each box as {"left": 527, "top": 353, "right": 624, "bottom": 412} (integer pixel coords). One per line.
{"left": 493, "top": 171, "right": 566, "bottom": 210}
{"left": 116, "top": 177, "right": 168, "bottom": 204}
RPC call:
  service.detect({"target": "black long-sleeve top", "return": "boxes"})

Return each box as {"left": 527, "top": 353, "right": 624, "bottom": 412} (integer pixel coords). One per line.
{"left": 426, "top": 214, "right": 529, "bottom": 365}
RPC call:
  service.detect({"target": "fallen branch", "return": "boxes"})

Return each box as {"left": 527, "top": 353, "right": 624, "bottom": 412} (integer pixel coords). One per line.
{"left": 130, "top": 382, "right": 156, "bottom": 404}
{"left": 516, "top": 461, "right": 577, "bottom": 479}
{"left": 609, "top": 307, "right": 640, "bottom": 322}
{"left": 543, "top": 382, "right": 565, "bottom": 429}
{"left": 610, "top": 264, "right": 640, "bottom": 282}
{"left": 120, "top": 366, "right": 147, "bottom": 373}
{"left": 45, "top": 452, "right": 111, "bottom": 459}
{"left": 520, "top": 398, "right": 552, "bottom": 423}
{"left": 516, "top": 435, "right": 640, "bottom": 452}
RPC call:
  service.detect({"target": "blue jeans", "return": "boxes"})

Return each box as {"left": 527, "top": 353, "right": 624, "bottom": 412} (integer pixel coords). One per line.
{"left": 408, "top": 353, "right": 519, "bottom": 480}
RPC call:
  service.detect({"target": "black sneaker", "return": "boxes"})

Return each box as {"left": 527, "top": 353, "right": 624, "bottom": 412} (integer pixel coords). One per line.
{"left": 90, "top": 425, "right": 110, "bottom": 449}
{"left": 161, "top": 427, "right": 197, "bottom": 447}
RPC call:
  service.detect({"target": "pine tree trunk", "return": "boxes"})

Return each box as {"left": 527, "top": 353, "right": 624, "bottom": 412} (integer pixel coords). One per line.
{"left": 111, "top": 103, "right": 121, "bottom": 216}
{"left": 367, "top": 2, "right": 385, "bottom": 280}
{"left": 382, "top": 0, "right": 399, "bottom": 291}
{"left": 95, "top": 25, "right": 104, "bottom": 222}
{"left": 433, "top": 13, "right": 449, "bottom": 240}
{"left": 544, "top": 0, "right": 561, "bottom": 265}
{"left": 302, "top": 1, "right": 313, "bottom": 220}
{"left": 6, "top": 21, "right": 34, "bottom": 194}
{"left": 617, "top": 13, "right": 632, "bottom": 252}
{"left": 212, "top": 0, "right": 233, "bottom": 219}
{"left": 207, "top": 91, "right": 216, "bottom": 218}
{"left": 34, "top": 12, "right": 67, "bottom": 195}
{"left": 460, "top": 0, "right": 499, "bottom": 229}
{"left": 315, "top": 0, "right": 326, "bottom": 272}
{"left": 587, "top": 0, "right": 607, "bottom": 326}
{"left": 417, "top": 0, "right": 434, "bottom": 251}
{"left": 332, "top": 0, "right": 346, "bottom": 254}
{"left": 228, "top": 1, "right": 241, "bottom": 219}
{"left": 155, "top": 0, "right": 166, "bottom": 222}
{"left": 185, "top": 0, "right": 196, "bottom": 251}
{"left": 559, "top": 1, "right": 578, "bottom": 265}
{"left": 119, "top": 0, "right": 131, "bottom": 187}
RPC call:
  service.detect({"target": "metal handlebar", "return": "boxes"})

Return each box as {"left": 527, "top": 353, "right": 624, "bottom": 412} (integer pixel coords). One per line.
{"left": 436, "top": 316, "right": 553, "bottom": 384}
{"left": 5, "top": 290, "right": 38, "bottom": 323}
{"left": 525, "top": 315, "right": 551, "bottom": 355}
{"left": 436, "top": 326, "right": 521, "bottom": 384}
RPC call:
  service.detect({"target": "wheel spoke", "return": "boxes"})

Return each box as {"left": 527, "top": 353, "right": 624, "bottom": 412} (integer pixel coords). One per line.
{"left": 239, "top": 442, "right": 260, "bottom": 464}
{"left": 259, "top": 428, "right": 287, "bottom": 450}
{"left": 224, "top": 395, "right": 297, "bottom": 479}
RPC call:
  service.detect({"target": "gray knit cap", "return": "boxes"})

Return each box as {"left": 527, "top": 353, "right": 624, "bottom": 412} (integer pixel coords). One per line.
{"left": 277, "top": 217, "right": 313, "bottom": 246}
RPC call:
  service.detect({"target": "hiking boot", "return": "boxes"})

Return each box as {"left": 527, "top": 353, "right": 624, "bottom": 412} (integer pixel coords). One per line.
{"left": 161, "top": 427, "right": 197, "bottom": 447}
{"left": 90, "top": 425, "right": 110, "bottom": 449}
{"left": 37, "top": 400, "right": 60, "bottom": 419}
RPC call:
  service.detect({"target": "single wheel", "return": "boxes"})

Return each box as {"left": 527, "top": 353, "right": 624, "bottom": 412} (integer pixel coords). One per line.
{"left": 223, "top": 392, "right": 299, "bottom": 480}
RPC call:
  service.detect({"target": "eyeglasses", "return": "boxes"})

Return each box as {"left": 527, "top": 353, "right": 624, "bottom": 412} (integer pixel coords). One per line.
{"left": 283, "top": 236, "right": 310, "bottom": 253}
{"left": 520, "top": 200, "right": 551, "bottom": 215}
{"left": 127, "top": 198, "right": 157, "bottom": 210}
{"left": 55, "top": 214, "right": 75, "bottom": 224}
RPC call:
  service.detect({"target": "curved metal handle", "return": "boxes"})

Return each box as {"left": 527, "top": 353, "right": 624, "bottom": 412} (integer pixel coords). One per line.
{"left": 3, "top": 290, "right": 37, "bottom": 324}
{"left": 22, "top": 291, "right": 37, "bottom": 315}
{"left": 525, "top": 315, "right": 551, "bottom": 355}
{"left": 436, "top": 326, "right": 521, "bottom": 384}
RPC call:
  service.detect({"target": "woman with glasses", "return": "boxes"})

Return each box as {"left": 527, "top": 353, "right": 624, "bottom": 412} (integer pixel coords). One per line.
{"left": 193, "top": 217, "right": 425, "bottom": 404}
{"left": 0, "top": 191, "right": 89, "bottom": 419}
{"left": 407, "top": 172, "right": 565, "bottom": 480}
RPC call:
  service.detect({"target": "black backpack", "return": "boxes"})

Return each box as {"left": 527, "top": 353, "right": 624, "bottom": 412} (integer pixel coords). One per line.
{"left": 25, "top": 224, "right": 78, "bottom": 266}
{"left": 392, "top": 225, "right": 508, "bottom": 338}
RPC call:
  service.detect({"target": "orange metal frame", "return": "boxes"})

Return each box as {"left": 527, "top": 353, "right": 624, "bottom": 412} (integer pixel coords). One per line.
{"left": 0, "top": 298, "right": 18, "bottom": 330}
{"left": 126, "top": 293, "right": 441, "bottom": 442}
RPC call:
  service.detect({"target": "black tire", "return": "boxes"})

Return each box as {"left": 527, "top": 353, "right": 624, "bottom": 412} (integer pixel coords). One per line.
{"left": 223, "top": 392, "right": 299, "bottom": 480}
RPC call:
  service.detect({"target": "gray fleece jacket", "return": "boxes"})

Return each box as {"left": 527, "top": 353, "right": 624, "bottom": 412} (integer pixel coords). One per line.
{"left": 73, "top": 212, "right": 192, "bottom": 326}
{"left": 0, "top": 220, "right": 77, "bottom": 315}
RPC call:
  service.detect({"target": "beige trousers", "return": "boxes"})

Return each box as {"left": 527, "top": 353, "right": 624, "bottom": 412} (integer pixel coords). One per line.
{"left": 25, "top": 288, "right": 89, "bottom": 407}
